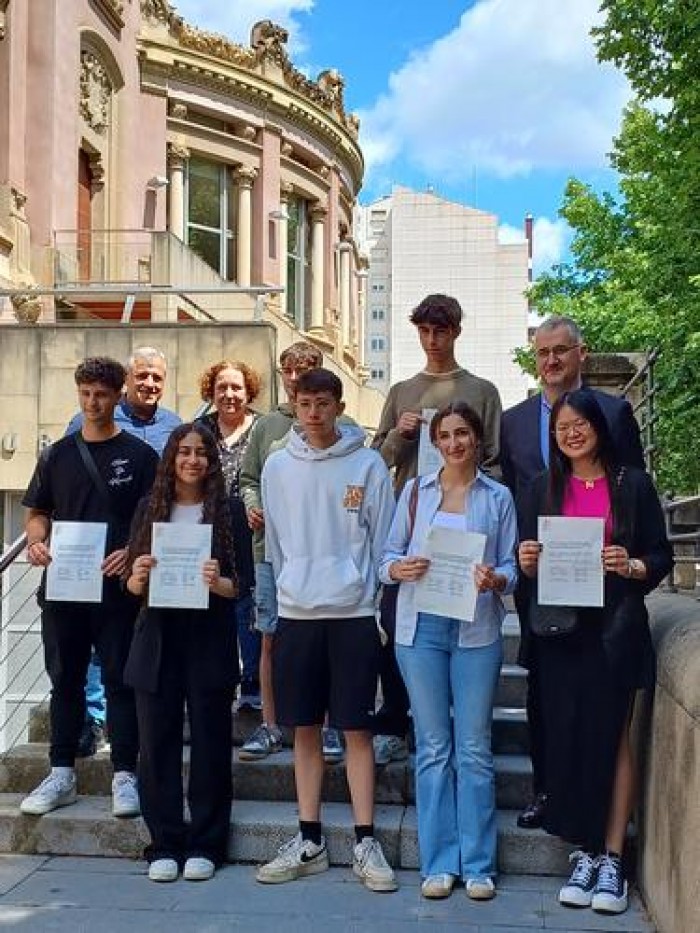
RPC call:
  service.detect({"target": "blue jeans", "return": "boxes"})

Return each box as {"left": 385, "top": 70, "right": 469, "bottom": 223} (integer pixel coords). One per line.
{"left": 235, "top": 593, "right": 260, "bottom": 688}
{"left": 85, "top": 651, "right": 106, "bottom": 724}
{"left": 396, "top": 614, "right": 502, "bottom": 880}
{"left": 253, "top": 561, "right": 278, "bottom": 635}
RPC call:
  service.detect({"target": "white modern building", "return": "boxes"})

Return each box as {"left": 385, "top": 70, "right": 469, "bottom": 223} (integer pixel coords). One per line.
{"left": 355, "top": 187, "right": 530, "bottom": 408}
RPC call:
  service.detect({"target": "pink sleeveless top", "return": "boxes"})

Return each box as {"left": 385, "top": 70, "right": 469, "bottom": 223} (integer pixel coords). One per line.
{"left": 562, "top": 475, "right": 613, "bottom": 544}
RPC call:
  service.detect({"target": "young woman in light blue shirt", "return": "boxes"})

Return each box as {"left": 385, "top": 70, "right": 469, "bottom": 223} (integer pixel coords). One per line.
{"left": 379, "top": 402, "right": 518, "bottom": 901}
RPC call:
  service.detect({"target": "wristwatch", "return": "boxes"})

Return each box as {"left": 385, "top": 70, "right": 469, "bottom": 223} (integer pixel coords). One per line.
{"left": 626, "top": 558, "right": 645, "bottom": 579}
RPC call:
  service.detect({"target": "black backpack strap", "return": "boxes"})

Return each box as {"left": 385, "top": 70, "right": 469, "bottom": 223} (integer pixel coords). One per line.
{"left": 74, "top": 433, "right": 116, "bottom": 520}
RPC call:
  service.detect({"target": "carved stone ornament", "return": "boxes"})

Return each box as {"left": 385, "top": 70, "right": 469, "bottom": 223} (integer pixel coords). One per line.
{"left": 178, "top": 23, "right": 257, "bottom": 68}
{"left": 94, "top": 0, "right": 125, "bottom": 30}
{"left": 10, "top": 187, "right": 27, "bottom": 217}
{"left": 280, "top": 141, "right": 293, "bottom": 158}
{"left": 235, "top": 166, "right": 258, "bottom": 188}
{"left": 242, "top": 125, "right": 257, "bottom": 141}
{"left": 167, "top": 142, "right": 190, "bottom": 168}
{"left": 140, "top": 0, "right": 177, "bottom": 26}
{"left": 170, "top": 102, "right": 188, "bottom": 120}
{"left": 80, "top": 51, "right": 112, "bottom": 135}
{"left": 11, "top": 289, "right": 42, "bottom": 324}
{"left": 251, "top": 20, "right": 289, "bottom": 66}
{"left": 0, "top": 0, "right": 8, "bottom": 41}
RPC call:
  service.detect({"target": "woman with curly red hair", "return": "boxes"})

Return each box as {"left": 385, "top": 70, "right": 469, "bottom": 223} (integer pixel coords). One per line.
{"left": 198, "top": 360, "right": 262, "bottom": 709}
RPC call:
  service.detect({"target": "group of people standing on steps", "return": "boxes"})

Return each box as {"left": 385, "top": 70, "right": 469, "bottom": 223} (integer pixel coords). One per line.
{"left": 17, "top": 296, "right": 671, "bottom": 918}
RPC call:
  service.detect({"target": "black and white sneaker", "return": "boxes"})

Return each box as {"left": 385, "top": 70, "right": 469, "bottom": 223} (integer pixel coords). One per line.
{"left": 592, "top": 852, "right": 628, "bottom": 914}
{"left": 559, "top": 850, "right": 598, "bottom": 907}
{"left": 256, "top": 832, "right": 329, "bottom": 884}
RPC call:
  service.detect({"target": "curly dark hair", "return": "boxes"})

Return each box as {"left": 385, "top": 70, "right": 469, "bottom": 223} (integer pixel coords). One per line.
{"left": 74, "top": 357, "right": 125, "bottom": 391}
{"left": 126, "top": 423, "right": 235, "bottom": 575}
{"left": 198, "top": 360, "right": 262, "bottom": 404}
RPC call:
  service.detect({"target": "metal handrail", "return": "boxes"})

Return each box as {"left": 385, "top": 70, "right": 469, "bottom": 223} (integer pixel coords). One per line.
{"left": 0, "top": 534, "right": 28, "bottom": 575}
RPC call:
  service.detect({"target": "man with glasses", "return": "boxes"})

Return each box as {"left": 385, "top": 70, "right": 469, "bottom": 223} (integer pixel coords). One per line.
{"left": 500, "top": 315, "right": 645, "bottom": 830}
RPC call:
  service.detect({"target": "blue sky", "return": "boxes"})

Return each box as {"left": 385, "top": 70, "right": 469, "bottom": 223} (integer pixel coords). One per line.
{"left": 173, "top": 0, "right": 630, "bottom": 274}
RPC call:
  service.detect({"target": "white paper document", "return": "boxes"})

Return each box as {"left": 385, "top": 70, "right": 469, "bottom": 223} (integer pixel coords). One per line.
{"left": 414, "top": 526, "right": 486, "bottom": 622}
{"left": 45, "top": 521, "right": 107, "bottom": 603}
{"left": 537, "top": 516, "right": 604, "bottom": 607}
{"left": 149, "top": 522, "right": 212, "bottom": 610}
{"left": 417, "top": 408, "right": 444, "bottom": 476}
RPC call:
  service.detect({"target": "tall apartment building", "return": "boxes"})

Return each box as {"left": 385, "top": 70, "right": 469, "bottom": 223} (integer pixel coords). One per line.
{"left": 355, "top": 187, "right": 530, "bottom": 408}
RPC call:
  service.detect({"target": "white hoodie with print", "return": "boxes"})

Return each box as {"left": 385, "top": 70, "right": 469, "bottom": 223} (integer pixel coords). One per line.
{"left": 261, "top": 423, "right": 394, "bottom": 619}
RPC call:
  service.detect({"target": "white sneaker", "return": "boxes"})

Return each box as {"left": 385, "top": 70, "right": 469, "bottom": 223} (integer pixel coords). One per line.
{"left": 112, "top": 771, "right": 140, "bottom": 817}
{"left": 465, "top": 876, "right": 496, "bottom": 900}
{"left": 256, "top": 833, "right": 329, "bottom": 884}
{"left": 183, "top": 857, "right": 215, "bottom": 881}
{"left": 20, "top": 769, "right": 77, "bottom": 815}
{"left": 353, "top": 837, "right": 398, "bottom": 892}
{"left": 421, "top": 873, "right": 456, "bottom": 899}
{"left": 373, "top": 735, "right": 409, "bottom": 766}
{"left": 148, "top": 858, "right": 179, "bottom": 882}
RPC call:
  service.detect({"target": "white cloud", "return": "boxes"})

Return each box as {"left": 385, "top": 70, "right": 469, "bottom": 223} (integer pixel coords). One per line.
{"left": 172, "top": 0, "right": 313, "bottom": 53}
{"left": 360, "top": 0, "right": 630, "bottom": 182}
{"left": 499, "top": 217, "right": 571, "bottom": 274}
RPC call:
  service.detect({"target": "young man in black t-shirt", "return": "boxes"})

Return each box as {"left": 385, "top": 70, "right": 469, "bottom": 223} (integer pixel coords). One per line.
{"left": 20, "top": 357, "right": 159, "bottom": 818}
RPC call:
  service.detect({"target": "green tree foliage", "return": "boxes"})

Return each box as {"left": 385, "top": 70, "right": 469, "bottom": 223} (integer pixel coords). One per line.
{"left": 529, "top": 1, "right": 700, "bottom": 493}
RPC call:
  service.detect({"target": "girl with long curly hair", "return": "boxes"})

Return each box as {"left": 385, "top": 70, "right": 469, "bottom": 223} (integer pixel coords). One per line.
{"left": 124, "top": 423, "right": 239, "bottom": 884}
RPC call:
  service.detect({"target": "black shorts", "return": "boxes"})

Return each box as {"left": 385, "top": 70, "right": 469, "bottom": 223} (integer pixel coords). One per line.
{"left": 272, "top": 616, "right": 380, "bottom": 731}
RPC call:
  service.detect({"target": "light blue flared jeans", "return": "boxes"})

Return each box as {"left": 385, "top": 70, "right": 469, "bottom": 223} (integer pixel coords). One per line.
{"left": 396, "top": 614, "right": 502, "bottom": 880}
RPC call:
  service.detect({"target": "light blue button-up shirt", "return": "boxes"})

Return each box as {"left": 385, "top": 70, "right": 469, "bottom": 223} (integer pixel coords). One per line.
{"left": 379, "top": 470, "right": 518, "bottom": 648}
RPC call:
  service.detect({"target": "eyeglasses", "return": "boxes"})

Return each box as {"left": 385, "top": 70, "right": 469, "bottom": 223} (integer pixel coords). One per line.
{"left": 535, "top": 344, "right": 581, "bottom": 361}
{"left": 277, "top": 365, "right": 316, "bottom": 377}
{"left": 554, "top": 417, "right": 591, "bottom": 438}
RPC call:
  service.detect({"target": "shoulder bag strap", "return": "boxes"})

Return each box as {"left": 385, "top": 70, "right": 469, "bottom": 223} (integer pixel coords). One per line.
{"left": 74, "top": 433, "right": 116, "bottom": 520}
{"left": 408, "top": 477, "right": 420, "bottom": 540}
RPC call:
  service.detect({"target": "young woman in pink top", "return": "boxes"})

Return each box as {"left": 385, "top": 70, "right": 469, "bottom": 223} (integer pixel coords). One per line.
{"left": 518, "top": 389, "right": 672, "bottom": 916}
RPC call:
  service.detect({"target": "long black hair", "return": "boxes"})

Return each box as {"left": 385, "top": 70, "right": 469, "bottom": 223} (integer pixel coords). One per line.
{"left": 547, "top": 389, "right": 619, "bottom": 513}
{"left": 126, "top": 422, "right": 234, "bottom": 573}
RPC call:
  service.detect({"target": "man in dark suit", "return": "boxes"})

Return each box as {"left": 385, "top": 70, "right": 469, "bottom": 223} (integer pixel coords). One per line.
{"left": 500, "top": 315, "right": 645, "bottom": 829}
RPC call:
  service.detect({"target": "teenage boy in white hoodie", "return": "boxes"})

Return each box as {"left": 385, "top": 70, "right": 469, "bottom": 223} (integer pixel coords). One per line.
{"left": 256, "top": 368, "right": 397, "bottom": 893}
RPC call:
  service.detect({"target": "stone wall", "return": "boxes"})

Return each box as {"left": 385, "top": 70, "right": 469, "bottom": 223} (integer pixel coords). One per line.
{"left": 634, "top": 593, "right": 700, "bottom": 933}
{"left": 0, "top": 322, "right": 386, "bottom": 492}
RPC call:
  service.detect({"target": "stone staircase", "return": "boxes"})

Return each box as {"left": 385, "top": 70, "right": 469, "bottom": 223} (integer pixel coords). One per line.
{"left": 0, "top": 614, "right": 571, "bottom": 875}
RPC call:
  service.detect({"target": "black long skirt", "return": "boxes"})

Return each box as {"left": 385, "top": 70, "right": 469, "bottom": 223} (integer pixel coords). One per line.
{"left": 536, "top": 614, "right": 632, "bottom": 853}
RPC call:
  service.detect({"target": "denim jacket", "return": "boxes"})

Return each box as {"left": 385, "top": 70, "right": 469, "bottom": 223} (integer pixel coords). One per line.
{"left": 379, "top": 470, "right": 518, "bottom": 648}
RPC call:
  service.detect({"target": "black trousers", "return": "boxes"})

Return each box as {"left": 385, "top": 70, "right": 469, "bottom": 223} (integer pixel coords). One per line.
{"left": 41, "top": 601, "right": 138, "bottom": 770}
{"left": 135, "top": 617, "right": 234, "bottom": 866}
{"left": 373, "top": 585, "right": 410, "bottom": 737}
{"left": 526, "top": 650, "right": 547, "bottom": 797}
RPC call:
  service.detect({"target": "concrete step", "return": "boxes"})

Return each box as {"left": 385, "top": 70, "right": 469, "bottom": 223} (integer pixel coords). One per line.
{"left": 28, "top": 698, "right": 530, "bottom": 755}
{"left": 501, "top": 613, "right": 522, "bottom": 666}
{"left": 0, "top": 794, "right": 571, "bottom": 875}
{"left": 495, "top": 664, "right": 528, "bottom": 708}
{"left": 0, "top": 744, "right": 535, "bottom": 810}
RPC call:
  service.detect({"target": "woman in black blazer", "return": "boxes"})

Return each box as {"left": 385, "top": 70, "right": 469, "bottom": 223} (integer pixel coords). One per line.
{"left": 124, "top": 423, "right": 238, "bottom": 884}
{"left": 518, "top": 389, "right": 672, "bottom": 916}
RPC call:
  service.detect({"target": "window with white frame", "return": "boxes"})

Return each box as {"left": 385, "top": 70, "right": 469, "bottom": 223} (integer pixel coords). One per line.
{"left": 286, "top": 197, "right": 312, "bottom": 329}
{"left": 371, "top": 308, "right": 385, "bottom": 321}
{"left": 370, "top": 337, "right": 385, "bottom": 351}
{"left": 186, "top": 157, "right": 237, "bottom": 279}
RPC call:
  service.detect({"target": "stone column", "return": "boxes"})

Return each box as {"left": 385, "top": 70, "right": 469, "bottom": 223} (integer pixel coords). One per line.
{"left": 338, "top": 241, "right": 352, "bottom": 349}
{"left": 276, "top": 182, "right": 293, "bottom": 309}
{"left": 356, "top": 264, "right": 369, "bottom": 366}
{"left": 167, "top": 143, "right": 189, "bottom": 242}
{"left": 309, "top": 202, "right": 327, "bottom": 333}
{"left": 236, "top": 166, "right": 257, "bottom": 287}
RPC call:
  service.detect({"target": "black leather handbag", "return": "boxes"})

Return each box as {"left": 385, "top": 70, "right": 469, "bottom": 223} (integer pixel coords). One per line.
{"left": 529, "top": 598, "right": 579, "bottom": 637}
